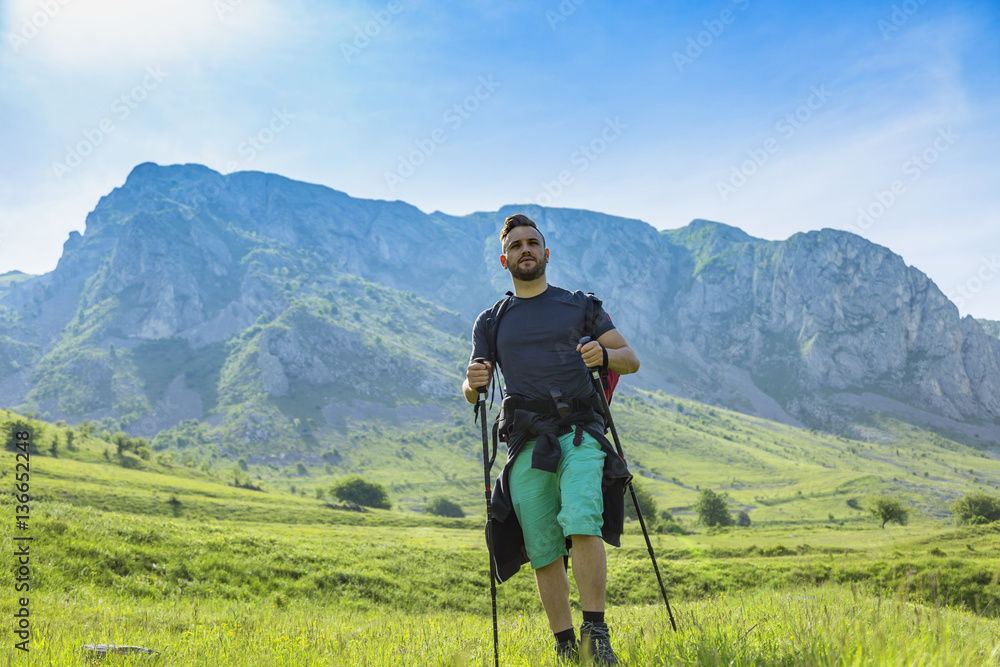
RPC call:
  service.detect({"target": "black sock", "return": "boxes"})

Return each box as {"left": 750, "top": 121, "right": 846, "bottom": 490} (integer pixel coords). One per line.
{"left": 555, "top": 628, "right": 576, "bottom": 644}
{"left": 582, "top": 611, "right": 605, "bottom": 625}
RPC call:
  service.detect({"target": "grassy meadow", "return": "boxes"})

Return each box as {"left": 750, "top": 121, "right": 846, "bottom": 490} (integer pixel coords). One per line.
{"left": 6, "top": 583, "right": 1000, "bottom": 665}
{"left": 2, "top": 399, "right": 1000, "bottom": 664}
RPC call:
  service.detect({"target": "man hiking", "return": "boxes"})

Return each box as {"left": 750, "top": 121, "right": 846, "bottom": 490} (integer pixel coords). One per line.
{"left": 463, "top": 214, "right": 639, "bottom": 664}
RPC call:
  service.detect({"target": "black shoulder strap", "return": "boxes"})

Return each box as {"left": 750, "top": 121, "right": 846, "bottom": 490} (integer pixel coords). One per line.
{"left": 584, "top": 292, "right": 602, "bottom": 340}
{"left": 486, "top": 290, "right": 515, "bottom": 370}
{"left": 482, "top": 291, "right": 514, "bottom": 409}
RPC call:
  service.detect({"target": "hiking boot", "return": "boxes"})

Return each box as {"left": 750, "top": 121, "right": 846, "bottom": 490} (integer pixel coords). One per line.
{"left": 580, "top": 621, "right": 619, "bottom": 665}
{"left": 555, "top": 638, "right": 579, "bottom": 663}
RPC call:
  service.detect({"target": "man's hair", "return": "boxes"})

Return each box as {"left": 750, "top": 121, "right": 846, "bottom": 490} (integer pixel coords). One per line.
{"left": 500, "top": 214, "right": 545, "bottom": 249}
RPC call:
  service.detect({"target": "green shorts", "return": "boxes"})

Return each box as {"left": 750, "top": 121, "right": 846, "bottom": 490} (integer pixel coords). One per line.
{"left": 509, "top": 430, "right": 606, "bottom": 569}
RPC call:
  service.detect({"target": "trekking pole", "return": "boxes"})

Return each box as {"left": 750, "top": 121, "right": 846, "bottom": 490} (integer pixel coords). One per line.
{"left": 579, "top": 339, "right": 678, "bottom": 632}
{"left": 473, "top": 358, "right": 501, "bottom": 667}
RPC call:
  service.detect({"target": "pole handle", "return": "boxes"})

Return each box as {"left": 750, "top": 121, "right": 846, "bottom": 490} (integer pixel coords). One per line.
{"left": 578, "top": 337, "right": 595, "bottom": 375}
{"left": 473, "top": 357, "right": 490, "bottom": 395}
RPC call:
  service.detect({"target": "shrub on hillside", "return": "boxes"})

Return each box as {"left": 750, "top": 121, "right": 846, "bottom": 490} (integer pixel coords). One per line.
{"left": 696, "top": 488, "right": 734, "bottom": 527}
{"left": 425, "top": 497, "right": 465, "bottom": 518}
{"left": 330, "top": 475, "right": 391, "bottom": 509}
{"left": 868, "top": 494, "right": 908, "bottom": 529}
{"left": 952, "top": 492, "right": 1000, "bottom": 525}
{"left": 625, "top": 480, "right": 658, "bottom": 521}
{"left": 736, "top": 510, "right": 751, "bottom": 527}
{"left": 655, "top": 518, "right": 688, "bottom": 535}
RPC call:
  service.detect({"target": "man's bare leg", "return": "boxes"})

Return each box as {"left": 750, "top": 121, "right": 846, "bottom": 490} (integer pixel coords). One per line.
{"left": 534, "top": 536, "right": 607, "bottom": 630}
{"left": 534, "top": 557, "right": 573, "bottom": 633}
{"left": 569, "top": 534, "right": 606, "bottom": 611}
{"left": 571, "top": 534, "right": 620, "bottom": 663}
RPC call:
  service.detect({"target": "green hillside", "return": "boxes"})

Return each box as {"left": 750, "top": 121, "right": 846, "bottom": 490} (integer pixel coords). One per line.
{"left": 6, "top": 382, "right": 1000, "bottom": 525}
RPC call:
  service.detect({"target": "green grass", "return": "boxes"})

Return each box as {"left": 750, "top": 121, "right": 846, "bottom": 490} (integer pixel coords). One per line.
{"left": 5, "top": 493, "right": 998, "bottom": 615}
{"left": 6, "top": 583, "right": 999, "bottom": 665}
{"left": 2, "top": 472, "right": 999, "bottom": 664}
{"left": 6, "top": 497, "right": 1000, "bottom": 618}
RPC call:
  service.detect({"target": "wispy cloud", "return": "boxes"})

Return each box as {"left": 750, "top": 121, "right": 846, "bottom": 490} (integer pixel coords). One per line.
{"left": 2, "top": 0, "right": 291, "bottom": 71}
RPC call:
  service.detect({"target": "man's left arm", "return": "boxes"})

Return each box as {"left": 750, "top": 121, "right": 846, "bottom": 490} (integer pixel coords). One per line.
{"left": 578, "top": 329, "right": 640, "bottom": 375}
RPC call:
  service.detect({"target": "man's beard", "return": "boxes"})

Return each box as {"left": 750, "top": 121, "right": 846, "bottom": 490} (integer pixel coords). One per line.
{"left": 509, "top": 256, "right": 547, "bottom": 281}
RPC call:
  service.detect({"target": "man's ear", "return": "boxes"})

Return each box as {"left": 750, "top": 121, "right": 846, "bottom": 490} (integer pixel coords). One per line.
{"left": 545, "top": 248, "right": 550, "bottom": 260}
{"left": 500, "top": 255, "right": 508, "bottom": 269}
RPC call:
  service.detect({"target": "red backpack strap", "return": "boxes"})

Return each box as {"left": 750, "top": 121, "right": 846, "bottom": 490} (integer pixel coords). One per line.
{"left": 585, "top": 293, "right": 619, "bottom": 403}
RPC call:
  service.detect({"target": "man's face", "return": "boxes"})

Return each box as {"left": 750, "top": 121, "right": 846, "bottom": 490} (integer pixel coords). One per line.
{"left": 500, "top": 226, "right": 548, "bottom": 281}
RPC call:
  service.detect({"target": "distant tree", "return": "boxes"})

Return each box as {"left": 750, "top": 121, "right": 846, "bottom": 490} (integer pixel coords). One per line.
{"left": 625, "top": 480, "right": 658, "bottom": 521}
{"left": 111, "top": 432, "right": 131, "bottom": 457}
{"left": 868, "top": 495, "right": 909, "bottom": 529}
{"left": 952, "top": 492, "right": 1000, "bottom": 525}
{"left": 736, "top": 510, "right": 751, "bottom": 527}
{"left": 330, "top": 475, "right": 391, "bottom": 509}
{"left": 65, "top": 430, "right": 76, "bottom": 451}
{"left": 695, "top": 489, "right": 734, "bottom": 527}
{"left": 425, "top": 497, "right": 465, "bottom": 518}
{"left": 2, "top": 418, "right": 40, "bottom": 452}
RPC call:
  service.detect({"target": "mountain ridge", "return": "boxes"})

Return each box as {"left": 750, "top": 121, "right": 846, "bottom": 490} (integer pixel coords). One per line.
{"left": 1, "top": 162, "right": 997, "bottom": 453}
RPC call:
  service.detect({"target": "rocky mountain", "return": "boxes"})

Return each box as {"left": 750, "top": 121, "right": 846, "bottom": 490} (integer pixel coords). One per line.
{"left": 1, "top": 162, "right": 998, "bottom": 453}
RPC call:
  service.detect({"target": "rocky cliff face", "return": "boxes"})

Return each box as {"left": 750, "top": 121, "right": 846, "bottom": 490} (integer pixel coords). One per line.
{"left": 660, "top": 226, "right": 1000, "bottom": 428}
{"left": 1, "top": 162, "right": 997, "bottom": 451}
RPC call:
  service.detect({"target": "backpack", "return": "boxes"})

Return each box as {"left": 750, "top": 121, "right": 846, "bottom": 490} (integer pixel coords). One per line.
{"left": 482, "top": 291, "right": 619, "bottom": 405}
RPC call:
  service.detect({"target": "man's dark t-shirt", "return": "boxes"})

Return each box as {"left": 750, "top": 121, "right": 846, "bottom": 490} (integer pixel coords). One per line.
{"left": 471, "top": 285, "right": 615, "bottom": 402}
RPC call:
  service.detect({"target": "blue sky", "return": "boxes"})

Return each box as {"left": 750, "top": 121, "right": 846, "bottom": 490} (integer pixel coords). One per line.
{"left": 2, "top": 0, "right": 998, "bottom": 318}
